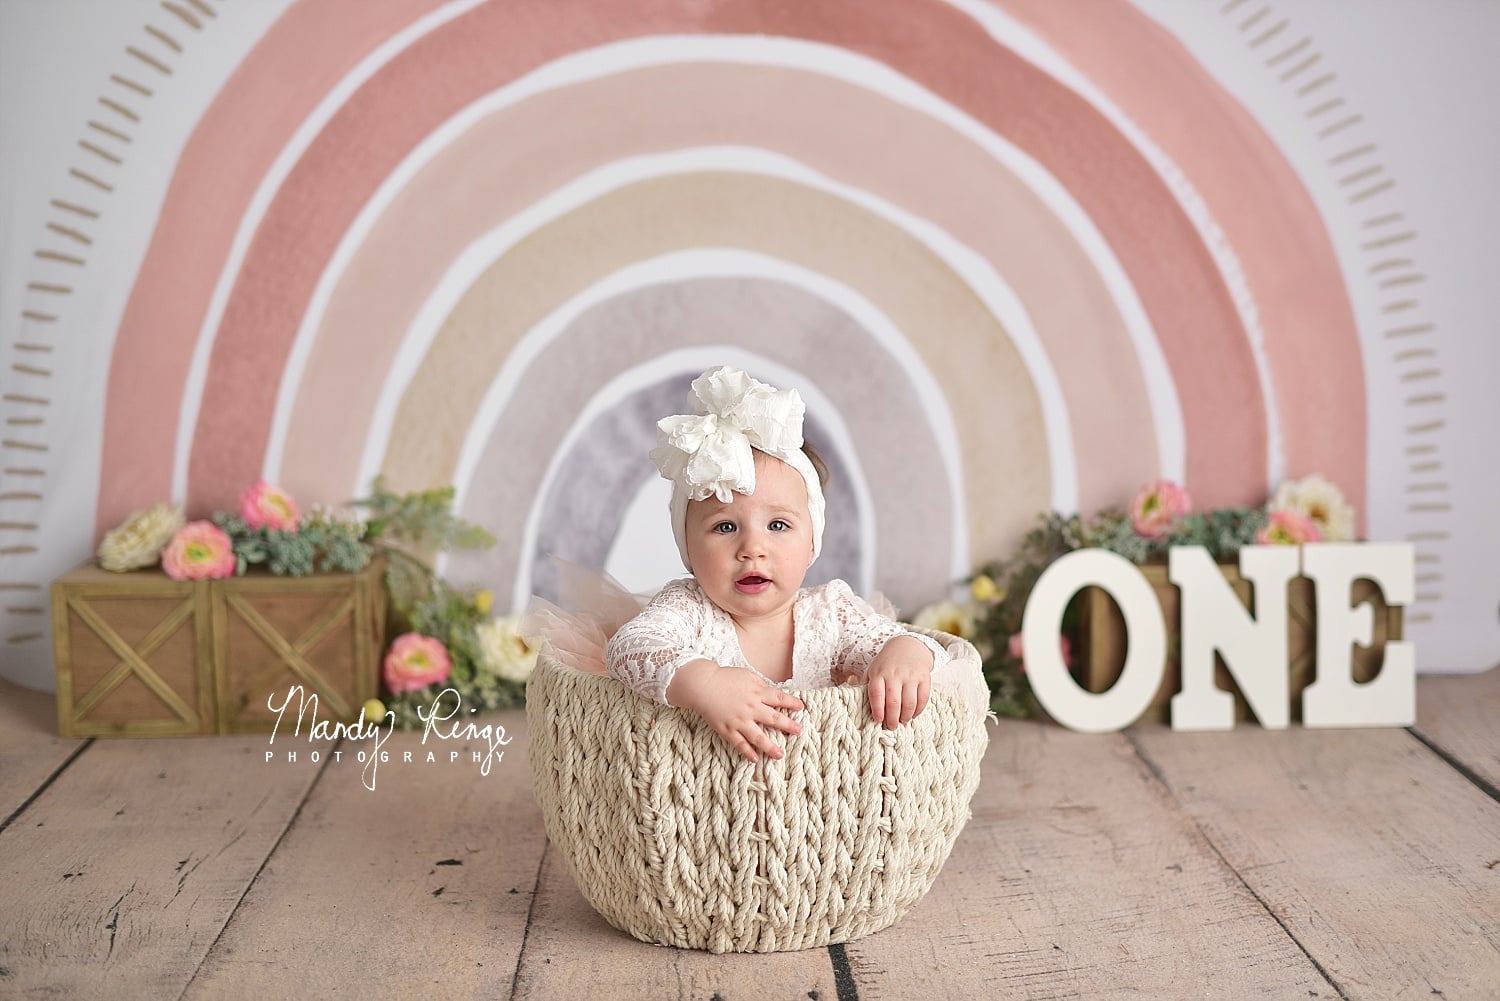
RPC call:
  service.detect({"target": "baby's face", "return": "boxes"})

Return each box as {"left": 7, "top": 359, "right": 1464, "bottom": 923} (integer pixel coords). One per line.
{"left": 684, "top": 451, "right": 815, "bottom": 626}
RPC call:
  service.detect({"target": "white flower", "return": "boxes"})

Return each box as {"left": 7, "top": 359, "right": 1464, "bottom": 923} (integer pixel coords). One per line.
{"left": 476, "top": 614, "right": 539, "bottom": 683}
{"left": 1269, "top": 474, "right": 1356, "bottom": 542}
{"left": 97, "top": 502, "right": 185, "bottom": 572}
{"left": 912, "top": 600, "right": 980, "bottom": 640}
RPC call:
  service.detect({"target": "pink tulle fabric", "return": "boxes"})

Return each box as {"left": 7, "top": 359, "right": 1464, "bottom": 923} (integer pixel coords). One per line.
{"left": 520, "top": 560, "right": 649, "bottom": 677}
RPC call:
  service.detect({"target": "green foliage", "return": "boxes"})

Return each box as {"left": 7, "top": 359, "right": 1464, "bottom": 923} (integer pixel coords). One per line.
{"left": 213, "top": 511, "right": 373, "bottom": 577}
{"left": 355, "top": 475, "right": 496, "bottom": 555}
{"left": 1165, "top": 507, "right": 1268, "bottom": 560}
{"left": 349, "top": 476, "right": 513, "bottom": 730}
{"left": 300, "top": 518, "right": 373, "bottom": 573}
{"left": 379, "top": 548, "right": 440, "bottom": 622}
{"left": 1089, "top": 509, "right": 1162, "bottom": 564}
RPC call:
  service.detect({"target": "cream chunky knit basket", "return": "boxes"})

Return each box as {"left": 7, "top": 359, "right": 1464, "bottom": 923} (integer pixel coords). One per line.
{"left": 525, "top": 627, "right": 990, "bottom": 953}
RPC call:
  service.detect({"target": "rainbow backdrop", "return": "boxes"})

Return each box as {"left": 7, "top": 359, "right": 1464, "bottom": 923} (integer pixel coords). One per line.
{"left": 17, "top": 0, "right": 1468, "bottom": 689}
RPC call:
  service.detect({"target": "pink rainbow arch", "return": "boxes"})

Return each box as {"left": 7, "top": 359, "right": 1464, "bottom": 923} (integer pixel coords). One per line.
{"left": 273, "top": 60, "right": 1155, "bottom": 516}
{"left": 97, "top": 0, "right": 1362, "bottom": 537}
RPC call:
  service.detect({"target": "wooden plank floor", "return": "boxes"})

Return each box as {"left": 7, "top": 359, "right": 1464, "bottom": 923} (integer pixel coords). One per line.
{"left": 1, "top": 671, "right": 1496, "bottom": 1000}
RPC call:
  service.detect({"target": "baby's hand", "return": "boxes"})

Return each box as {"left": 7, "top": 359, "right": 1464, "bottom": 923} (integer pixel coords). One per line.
{"left": 667, "top": 660, "right": 804, "bottom": 763}
{"left": 865, "top": 636, "right": 934, "bottom": 729}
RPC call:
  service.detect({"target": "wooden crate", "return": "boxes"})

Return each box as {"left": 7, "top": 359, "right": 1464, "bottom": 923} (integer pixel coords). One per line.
{"left": 51, "top": 561, "right": 386, "bottom": 737}
{"left": 1077, "top": 563, "right": 1401, "bottom": 725}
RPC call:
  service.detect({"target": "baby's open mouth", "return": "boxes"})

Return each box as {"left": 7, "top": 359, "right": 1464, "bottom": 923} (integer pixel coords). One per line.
{"left": 736, "top": 574, "right": 771, "bottom": 587}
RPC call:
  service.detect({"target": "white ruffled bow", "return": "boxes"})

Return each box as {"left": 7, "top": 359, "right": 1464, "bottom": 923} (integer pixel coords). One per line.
{"left": 650, "top": 367, "right": 807, "bottom": 501}
{"left": 651, "top": 366, "right": 826, "bottom": 571}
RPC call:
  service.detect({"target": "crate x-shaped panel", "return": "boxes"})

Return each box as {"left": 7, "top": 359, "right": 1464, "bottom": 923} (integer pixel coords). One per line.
{"left": 212, "top": 573, "right": 377, "bottom": 733}
{"left": 50, "top": 576, "right": 213, "bottom": 737}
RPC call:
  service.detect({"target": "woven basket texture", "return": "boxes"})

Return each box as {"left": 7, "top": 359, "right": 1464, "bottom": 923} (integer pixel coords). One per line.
{"left": 525, "top": 629, "right": 989, "bottom": 953}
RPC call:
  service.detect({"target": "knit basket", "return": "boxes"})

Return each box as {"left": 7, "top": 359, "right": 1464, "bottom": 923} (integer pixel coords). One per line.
{"left": 525, "top": 628, "right": 990, "bottom": 953}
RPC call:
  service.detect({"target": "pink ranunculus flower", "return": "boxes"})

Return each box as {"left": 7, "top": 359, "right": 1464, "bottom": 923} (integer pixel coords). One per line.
{"left": 1256, "top": 509, "right": 1323, "bottom": 546}
{"left": 1008, "top": 631, "right": 1073, "bottom": 674}
{"left": 383, "top": 633, "right": 452, "bottom": 694}
{"left": 1130, "top": 480, "right": 1191, "bottom": 540}
{"left": 161, "top": 521, "right": 237, "bottom": 581}
{"left": 240, "top": 480, "right": 299, "bottom": 531}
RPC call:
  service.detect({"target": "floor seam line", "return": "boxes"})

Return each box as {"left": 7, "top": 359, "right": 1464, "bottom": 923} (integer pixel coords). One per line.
{"left": 0, "top": 737, "right": 92, "bottom": 836}
{"left": 1124, "top": 729, "right": 1351, "bottom": 1001}
{"left": 508, "top": 838, "right": 549, "bottom": 1001}
{"left": 1406, "top": 727, "right": 1500, "bottom": 804}
{"left": 174, "top": 735, "right": 342, "bottom": 1001}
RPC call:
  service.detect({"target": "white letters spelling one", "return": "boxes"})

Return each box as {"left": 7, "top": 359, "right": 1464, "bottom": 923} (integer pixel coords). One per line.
{"left": 1022, "top": 543, "right": 1415, "bottom": 732}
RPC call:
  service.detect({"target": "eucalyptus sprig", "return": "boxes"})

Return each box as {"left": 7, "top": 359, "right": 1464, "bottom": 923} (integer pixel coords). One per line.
{"left": 355, "top": 475, "right": 496, "bottom": 557}
{"left": 350, "top": 474, "right": 497, "bottom": 618}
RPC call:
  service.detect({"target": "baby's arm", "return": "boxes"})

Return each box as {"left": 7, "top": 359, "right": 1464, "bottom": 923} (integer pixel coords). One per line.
{"left": 829, "top": 582, "right": 949, "bottom": 729}
{"left": 667, "top": 662, "right": 803, "bottom": 764}
{"left": 604, "top": 580, "right": 710, "bottom": 704}
{"left": 605, "top": 581, "right": 802, "bottom": 762}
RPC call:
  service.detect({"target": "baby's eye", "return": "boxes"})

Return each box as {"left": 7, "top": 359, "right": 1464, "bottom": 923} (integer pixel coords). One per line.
{"left": 768, "top": 519, "right": 790, "bottom": 532}
{"left": 712, "top": 521, "right": 736, "bottom": 534}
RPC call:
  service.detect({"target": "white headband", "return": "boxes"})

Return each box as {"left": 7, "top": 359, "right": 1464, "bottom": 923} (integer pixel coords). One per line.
{"left": 650, "top": 366, "right": 826, "bottom": 572}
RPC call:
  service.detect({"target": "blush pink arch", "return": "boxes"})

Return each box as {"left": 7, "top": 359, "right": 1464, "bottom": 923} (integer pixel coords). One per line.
{"left": 98, "top": 0, "right": 1275, "bottom": 537}
{"left": 1001, "top": 0, "right": 1367, "bottom": 527}
{"left": 96, "top": 0, "right": 449, "bottom": 537}
{"left": 277, "top": 61, "right": 1160, "bottom": 515}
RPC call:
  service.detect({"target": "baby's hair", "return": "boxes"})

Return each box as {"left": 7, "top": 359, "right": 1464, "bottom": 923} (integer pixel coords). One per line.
{"left": 750, "top": 441, "right": 829, "bottom": 489}
{"left": 802, "top": 441, "right": 830, "bottom": 489}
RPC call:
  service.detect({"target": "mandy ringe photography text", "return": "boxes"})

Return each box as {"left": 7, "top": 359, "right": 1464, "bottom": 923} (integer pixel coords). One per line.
{"left": 263, "top": 685, "right": 511, "bottom": 791}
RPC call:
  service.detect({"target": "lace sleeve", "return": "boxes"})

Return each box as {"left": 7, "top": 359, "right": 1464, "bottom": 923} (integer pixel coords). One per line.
{"left": 826, "top": 580, "right": 949, "bottom": 680}
{"left": 604, "top": 579, "right": 713, "bottom": 706}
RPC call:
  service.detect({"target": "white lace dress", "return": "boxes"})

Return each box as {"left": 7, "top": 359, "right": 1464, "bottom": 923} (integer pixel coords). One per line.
{"left": 605, "top": 577, "right": 950, "bottom": 706}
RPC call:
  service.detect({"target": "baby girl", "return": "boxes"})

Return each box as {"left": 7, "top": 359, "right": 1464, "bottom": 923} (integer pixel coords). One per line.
{"left": 605, "top": 366, "right": 950, "bottom": 763}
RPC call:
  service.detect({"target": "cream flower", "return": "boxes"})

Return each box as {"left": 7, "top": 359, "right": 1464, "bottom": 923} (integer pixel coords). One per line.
{"left": 477, "top": 614, "right": 540, "bottom": 683}
{"left": 913, "top": 600, "right": 979, "bottom": 640}
{"left": 97, "top": 502, "right": 185, "bottom": 572}
{"left": 1269, "top": 474, "right": 1355, "bottom": 541}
